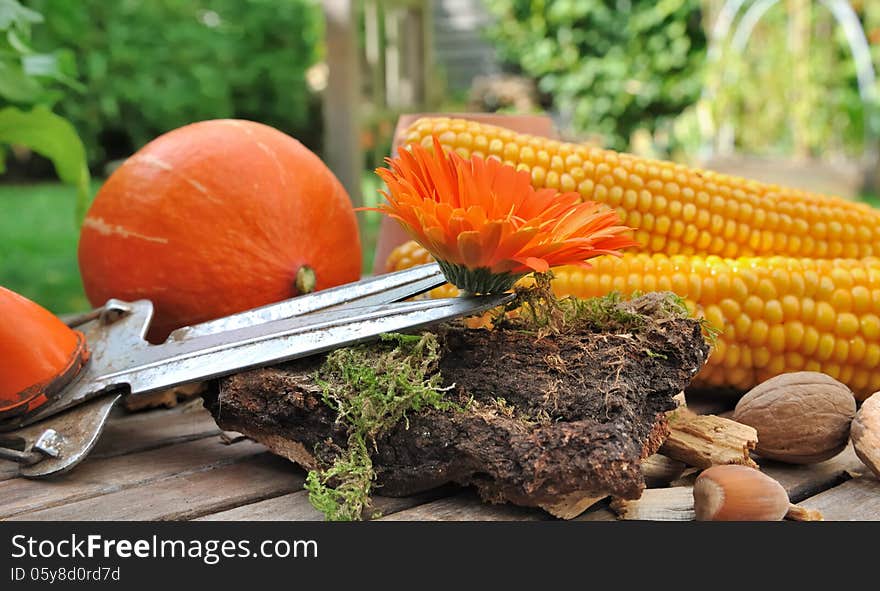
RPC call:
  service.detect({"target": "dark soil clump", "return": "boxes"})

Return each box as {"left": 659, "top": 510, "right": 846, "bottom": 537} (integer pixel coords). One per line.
{"left": 203, "top": 291, "right": 709, "bottom": 516}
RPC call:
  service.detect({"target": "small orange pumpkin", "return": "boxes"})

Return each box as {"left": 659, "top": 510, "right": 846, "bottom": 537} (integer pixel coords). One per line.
{"left": 0, "top": 286, "right": 88, "bottom": 417}
{"left": 78, "top": 120, "right": 362, "bottom": 342}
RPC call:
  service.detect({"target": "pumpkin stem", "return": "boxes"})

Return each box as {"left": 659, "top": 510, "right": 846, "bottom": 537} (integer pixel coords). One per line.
{"left": 295, "top": 265, "right": 317, "bottom": 295}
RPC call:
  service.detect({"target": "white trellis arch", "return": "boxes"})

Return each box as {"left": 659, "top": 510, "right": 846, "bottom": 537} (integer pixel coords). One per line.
{"left": 699, "top": 0, "right": 877, "bottom": 162}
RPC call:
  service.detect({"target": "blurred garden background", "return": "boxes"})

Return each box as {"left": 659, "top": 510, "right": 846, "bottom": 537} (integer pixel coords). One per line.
{"left": 3, "top": 0, "right": 880, "bottom": 314}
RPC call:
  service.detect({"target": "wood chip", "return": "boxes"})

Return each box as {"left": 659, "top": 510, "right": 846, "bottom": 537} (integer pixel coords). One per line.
{"left": 786, "top": 503, "right": 824, "bottom": 521}
{"left": 610, "top": 487, "right": 695, "bottom": 521}
{"left": 539, "top": 493, "right": 606, "bottom": 520}
{"left": 642, "top": 454, "right": 687, "bottom": 488}
{"left": 219, "top": 431, "right": 248, "bottom": 445}
{"left": 660, "top": 408, "right": 758, "bottom": 469}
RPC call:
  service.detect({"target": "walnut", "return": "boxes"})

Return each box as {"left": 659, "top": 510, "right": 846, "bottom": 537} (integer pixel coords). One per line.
{"left": 733, "top": 372, "right": 856, "bottom": 464}
{"left": 851, "top": 392, "right": 880, "bottom": 478}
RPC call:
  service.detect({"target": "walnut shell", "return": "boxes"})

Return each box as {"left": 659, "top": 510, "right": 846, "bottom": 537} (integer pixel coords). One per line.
{"left": 733, "top": 372, "right": 856, "bottom": 464}
{"left": 851, "top": 392, "right": 880, "bottom": 478}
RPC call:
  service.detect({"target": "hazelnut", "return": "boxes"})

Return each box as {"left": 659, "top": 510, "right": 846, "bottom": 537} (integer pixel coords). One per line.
{"left": 851, "top": 392, "right": 880, "bottom": 478}
{"left": 693, "top": 465, "right": 789, "bottom": 521}
{"left": 733, "top": 372, "right": 856, "bottom": 464}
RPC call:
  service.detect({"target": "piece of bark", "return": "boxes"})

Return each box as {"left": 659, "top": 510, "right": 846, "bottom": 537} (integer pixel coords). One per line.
{"left": 540, "top": 418, "right": 669, "bottom": 519}
{"left": 642, "top": 454, "right": 687, "bottom": 488}
{"left": 610, "top": 487, "right": 695, "bottom": 521}
{"left": 205, "top": 292, "right": 710, "bottom": 513}
{"left": 660, "top": 408, "right": 758, "bottom": 469}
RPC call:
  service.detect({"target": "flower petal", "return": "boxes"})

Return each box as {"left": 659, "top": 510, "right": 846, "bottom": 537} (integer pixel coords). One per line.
{"left": 371, "top": 133, "right": 638, "bottom": 293}
{"left": 522, "top": 256, "right": 550, "bottom": 273}
{"left": 457, "top": 231, "right": 486, "bottom": 268}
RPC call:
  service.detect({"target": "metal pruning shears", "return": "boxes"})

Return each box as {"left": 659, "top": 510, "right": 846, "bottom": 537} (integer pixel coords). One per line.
{"left": 0, "top": 264, "right": 511, "bottom": 479}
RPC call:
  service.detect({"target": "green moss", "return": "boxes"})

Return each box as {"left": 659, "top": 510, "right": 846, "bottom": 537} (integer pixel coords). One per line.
{"left": 569, "top": 292, "right": 646, "bottom": 331}
{"left": 497, "top": 272, "right": 690, "bottom": 335}
{"left": 305, "top": 332, "right": 455, "bottom": 521}
{"left": 305, "top": 439, "right": 373, "bottom": 521}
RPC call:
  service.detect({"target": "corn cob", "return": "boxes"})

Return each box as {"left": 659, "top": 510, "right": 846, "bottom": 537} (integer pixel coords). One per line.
{"left": 400, "top": 117, "right": 880, "bottom": 259}
{"left": 387, "top": 241, "right": 880, "bottom": 400}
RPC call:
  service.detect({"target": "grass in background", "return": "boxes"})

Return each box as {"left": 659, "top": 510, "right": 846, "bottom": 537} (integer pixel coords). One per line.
{"left": 1, "top": 174, "right": 386, "bottom": 315}
{"left": 0, "top": 182, "right": 92, "bottom": 314}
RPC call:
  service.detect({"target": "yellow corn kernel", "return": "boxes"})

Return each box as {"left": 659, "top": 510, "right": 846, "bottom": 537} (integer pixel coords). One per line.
{"left": 404, "top": 117, "right": 880, "bottom": 258}
{"left": 387, "top": 242, "right": 880, "bottom": 399}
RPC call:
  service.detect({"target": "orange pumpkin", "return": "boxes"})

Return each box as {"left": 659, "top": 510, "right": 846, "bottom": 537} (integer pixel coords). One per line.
{"left": 0, "top": 286, "right": 88, "bottom": 417}
{"left": 78, "top": 119, "right": 361, "bottom": 342}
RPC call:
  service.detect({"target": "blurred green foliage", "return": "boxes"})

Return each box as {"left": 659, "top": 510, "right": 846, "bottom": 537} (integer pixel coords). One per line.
{"left": 0, "top": 181, "right": 98, "bottom": 313}
{"left": 28, "top": 0, "right": 324, "bottom": 166}
{"left": 0, "top": 0, "right": 90, "bottom": 219}
{"left": 704, "top": 1, "right": 880, "bottom": 159}
{"left": 484, "top": 0, "right": 706, "bottom": 150}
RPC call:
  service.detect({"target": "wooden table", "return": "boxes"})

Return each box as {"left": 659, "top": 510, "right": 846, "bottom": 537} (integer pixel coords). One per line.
{"left": 2, "top": 398, "right": 878, "bottom": 521}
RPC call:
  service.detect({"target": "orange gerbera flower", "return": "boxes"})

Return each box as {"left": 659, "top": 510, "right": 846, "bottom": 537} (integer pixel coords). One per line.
{"left": 371, "top": 137, "right": 637, "bottom": 293}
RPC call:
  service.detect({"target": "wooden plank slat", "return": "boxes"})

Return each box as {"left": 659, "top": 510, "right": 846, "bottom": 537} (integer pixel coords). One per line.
{"left": 91, "top": 407, "right": 220, "bottom": 459}
{"left": 196, "top": 491, "right": 322, "bottom": 521}
{"left": 10, "top": 454, "right": 301, "bottom": 521}
{"left": 379, "top": 491, "right": 549, "bottom": 521}
{"left": 0, "top": 437, "right": 266, "bottom": 519}
{"left": 0, "top": 404, "right": 219, "bottom": 484}
{"left": 761, "top": 445, "right": 865, "bottom": 502}
{"left": 196, "top": 487, "right": 454, "bottom": 521}
{"left": 0, "top": 461, "right": 17, "bottom": 482}
{"left": 800, "top": 476, "right": 880, "bottom": 521}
